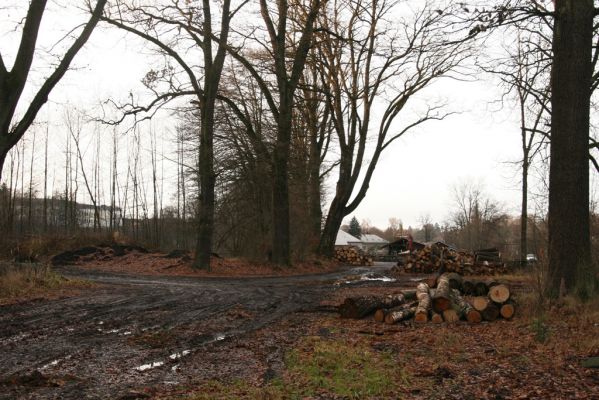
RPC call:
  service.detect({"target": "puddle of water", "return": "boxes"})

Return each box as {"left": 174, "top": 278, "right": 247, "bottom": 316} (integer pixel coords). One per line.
{"left": 40, "top": 355, "right": 71, "bottom": 371}
{"left": 335, "top": 274, "right": 396, "bottom": 286}
{"left": 40, "top": 360, "right": 60, "bottom": 370}
{"left": 106, "top": 329, "right": 120, "bottom": 334}
{"left": 169, "top": 350, "right": 191, "bottom": 360}
{"left": 98, "top": 321, "right": 104, "bottom": 325}
{"left": 214, "top": 334, "right": 226, "bottom": 341}
{"left": 171, "top": 365, "right": 179, "bottom": 372}
{"left": 136, "top": 361, "right": 164, "bottom": 371}
{"left": 121, "top": 331, "right": 132, "bottom": 336}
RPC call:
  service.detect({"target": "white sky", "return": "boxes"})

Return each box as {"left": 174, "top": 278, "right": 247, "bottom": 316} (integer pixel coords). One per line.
{"left": 1, "top": 1, "right": 580, "bottom": 230}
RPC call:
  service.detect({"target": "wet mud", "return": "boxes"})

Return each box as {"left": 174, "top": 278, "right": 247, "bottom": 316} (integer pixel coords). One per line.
{"left": 0, "top": 263, "right": 403, "bottom": 399}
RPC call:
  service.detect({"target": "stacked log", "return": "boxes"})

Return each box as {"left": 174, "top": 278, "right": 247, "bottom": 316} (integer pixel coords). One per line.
{"left": 414, "top": 283, "right": 432, "bottom": 323}
{"left": 339, "top": 293, "right": 413, "bottom": 319}
{"left": 337, "top": 273, "right": 516, "bottom": 324}
{"left": 399, "top": 246, "right": 509, "bottom": 275}
{"left": 335, "top": 246, "right": 374, "bottom": 266}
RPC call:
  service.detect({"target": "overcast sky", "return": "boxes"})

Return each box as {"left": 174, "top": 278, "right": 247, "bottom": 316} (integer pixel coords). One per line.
{"left": 2, "top": 1, "right": 587, "bottom": 230}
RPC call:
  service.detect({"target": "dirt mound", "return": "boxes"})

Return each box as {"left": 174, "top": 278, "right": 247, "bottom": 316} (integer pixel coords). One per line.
{"left": 51, "top": 244, "right": 149, "bottom": 266}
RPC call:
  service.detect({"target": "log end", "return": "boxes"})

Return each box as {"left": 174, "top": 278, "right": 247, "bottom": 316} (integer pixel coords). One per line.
{"left": 431, "top": 313, "right": 444, "bottom": 324}
{"left": 374, "top": 309, "right": 386, "bottom": 323}
{"left": 500, "top": 303, "right": 515, "bottom": 319}
{"left": 442, "top": 309, "right": 459, "bottom": 323}
{"left": 414, "top": 312, "right": 428, "bottom": 323}
{"left": 489, "top": 284, "right": 510, "bottom": 303}
{"left": 466, "top": 309, "right": 482, "bottom": 323}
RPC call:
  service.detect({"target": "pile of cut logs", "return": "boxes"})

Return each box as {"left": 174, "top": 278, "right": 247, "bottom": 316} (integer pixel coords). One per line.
{"left": 335, "top": 246, "right": 374, "bottom": 266}
{"left": 395, "top": 246, "right": 508, "bottom": 275}
{"left": 338, "top": 272, "right": 515, "bottom": 324}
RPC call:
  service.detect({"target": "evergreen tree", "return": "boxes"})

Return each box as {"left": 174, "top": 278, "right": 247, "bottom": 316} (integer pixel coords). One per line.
{"left": 348, "top": 216, "right": 362, "bottom": 238}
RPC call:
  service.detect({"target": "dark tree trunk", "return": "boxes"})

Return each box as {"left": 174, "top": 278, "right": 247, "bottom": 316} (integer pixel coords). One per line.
{"left": 193, "top": 98, "right": 216, "bottom": 270}
{"left": 520, "top": 159, "right": 528, "bottom": 265}
{"left": 317, "top": 197, "right": 346, "bottom": 257}
{"left": 547, "top": 0, "right": 593, "bottom": 297}
{"left": 191, "top": 0, "right": 234, "bottom": 270}
{"left": 271, "top": 97, "right": 293, "bottom": 265}
{"left": 308, "top": 112, "right": 323, "bottom": 244}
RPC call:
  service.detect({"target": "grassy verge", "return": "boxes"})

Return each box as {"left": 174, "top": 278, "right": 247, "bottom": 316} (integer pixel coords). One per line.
{"left": 183, "top": 336, "right": 410, "bottom": 400}
{"left": 0, "top": 263, "right": 91, "bottom": 305}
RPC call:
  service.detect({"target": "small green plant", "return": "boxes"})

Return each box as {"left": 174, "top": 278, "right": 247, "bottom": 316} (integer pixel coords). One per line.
{"left": 530, "top": 317, "right": 550, "bottom": 344}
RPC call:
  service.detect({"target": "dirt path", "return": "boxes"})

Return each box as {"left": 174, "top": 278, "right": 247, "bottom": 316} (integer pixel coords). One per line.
{"left": 0, "top": 263, "right": 403, "bottom": 399}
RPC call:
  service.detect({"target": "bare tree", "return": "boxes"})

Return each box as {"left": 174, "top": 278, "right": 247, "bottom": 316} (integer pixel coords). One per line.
{"left": 0, "top": 0, "right": 107, "bottom": 180}
{"left": 317, "top": 0, "right": 472, "bottom": 256}
{"left": 101, "top": 0, "right": 247, "bottom": 270}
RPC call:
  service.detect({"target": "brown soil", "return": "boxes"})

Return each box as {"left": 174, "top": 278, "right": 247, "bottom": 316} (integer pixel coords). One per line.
{"left": 54, "top": 245, "right": 341, "bottom": 277}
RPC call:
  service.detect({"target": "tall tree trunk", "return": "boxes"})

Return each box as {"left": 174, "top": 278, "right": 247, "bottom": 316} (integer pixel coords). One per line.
{"left": 318, "top": 199, "right": 345, "bottom": 257}
{"left": 547, "top": 0, "right": 593, "bottom": 297}
{"left": 520, "top": 159, "right": 528, "bottom": 265}
{"left": 271, "top": 97, "right": 293, "bottom": 265}
{"left": 308, "top": 132, "right": 322, "bottom": 244}
{"left": 194, "top": 98, "right": 217, "bottom": 270}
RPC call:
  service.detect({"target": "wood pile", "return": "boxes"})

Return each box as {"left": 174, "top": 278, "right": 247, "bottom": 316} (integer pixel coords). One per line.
{"left": 394, "top": 245, "right": 508, "bottom": 275}
{"left": 338, "top": 273, "right": 516, "bottom": 324}
{"left": 335, "top": 246, "right": 374, "bottom": 266}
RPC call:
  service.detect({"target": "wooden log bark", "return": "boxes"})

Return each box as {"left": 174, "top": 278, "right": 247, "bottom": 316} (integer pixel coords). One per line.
{"left": 384, "top": 306, "right": 416, "bottom": 324}
{"left": 432, "top": 274, "right": 451, "bottom": 312}
{"left": 450, "top": 289, "right": 480, "bottom": 323}
{"left": 374, "top": 304, "right": 409, "bottom": 323}
{"left": 339, "top": 293, "right": 407, "bottom": 319}
{"left": 445, "top": 272, "right": 463, "bottom": 291}
{"left": 414, "top": 282, "right": 431, "bottom": 323}
{"left": 474, "top": 281, "right": 489, "bottom": 296}
{"left": 488, "top": 284, "right": 510, "bottom": 303}
{"left": 462, "top": 280, "right": 475, "bottom": 295}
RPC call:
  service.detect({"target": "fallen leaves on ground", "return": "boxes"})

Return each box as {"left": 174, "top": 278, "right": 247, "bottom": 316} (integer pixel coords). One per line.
{"left": 61, "top": 245, "right": 342, "bottom": 278}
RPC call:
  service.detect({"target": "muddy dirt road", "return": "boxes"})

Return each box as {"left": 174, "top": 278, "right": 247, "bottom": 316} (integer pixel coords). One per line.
{"left": 0, "top": 263, "right": 405, "bottom": 399}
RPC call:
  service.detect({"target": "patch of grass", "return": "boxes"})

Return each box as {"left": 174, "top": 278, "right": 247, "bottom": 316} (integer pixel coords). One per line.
{"left": 183, "top": 337, "right": 411, "bottom": 400}
{"left": 282, "top": 337, "right": 402, "bottom": 398}
{"left": 179, "top": 379, "right": 286, "bottom": 400}
{"left": 0, "top": 262, "right": 87, "bottom": 304}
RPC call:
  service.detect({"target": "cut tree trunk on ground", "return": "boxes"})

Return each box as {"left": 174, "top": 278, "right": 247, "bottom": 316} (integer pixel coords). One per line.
{"left": 500, "top": 301, "right": 516, "bottom": 319}
{"left": 445, "top": 272, "right": 463, "bottom": 291}
{"left": 414, "top": 282, "right": 431, "bottom": 323}
{"left": 462, "top": 280, "right": 475, "bottom": 295}
{"left": 488, "top": 284, "right": 510, "bottom": 303}
{"left": 481, "top": 303, "right": 500, "bottom": 321}
{"left": 339, "top": 293, "right": 407, "bottom": 319}
{"left": 431, "top": 312, "right": 443, "bottom": 323}
{"left": 472, "top": 296, "right": 489, "bottom": 312}
{"left": 450, "top": 289, "right": 479, "bottom": 323}
{"left": 474, "top": 281, "right": 489, "bottom": 296}
{"left": 432, "top": 274, "right": 451, "bottom": 312}
{"left": 442, "top": 308, "right": 459, "bottom": 323}
{"left": 384, "top": 306, "right": 416, "bottom": 324}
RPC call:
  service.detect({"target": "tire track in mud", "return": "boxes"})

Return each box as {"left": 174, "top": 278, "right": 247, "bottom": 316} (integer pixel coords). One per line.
{"left": 0, "top": 264, "right": 398, "bottom": 399}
